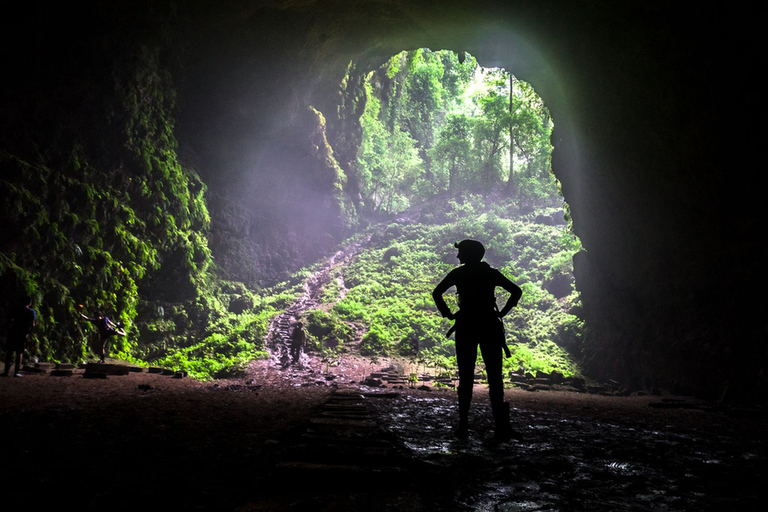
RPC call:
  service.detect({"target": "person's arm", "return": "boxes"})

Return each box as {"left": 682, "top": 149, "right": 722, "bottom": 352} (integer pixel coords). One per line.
{"left": 107, "top": 317, "right": 127, "bottom": 335}
{"left": 432, "top": 272, "right": 457, "bottom": 320}
{"left": 496, "top": 272, "right": 522, "bottom": 318}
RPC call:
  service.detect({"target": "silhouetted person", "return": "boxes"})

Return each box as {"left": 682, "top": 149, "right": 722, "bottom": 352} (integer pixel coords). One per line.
{"left": 432, "top": 239, "right": 522, "bottom": 439}
{"left": 79, "top": 308, "right": 125, "bottom": 363}
{"left": 290, "top": 320, "right": 306, "bottom": 364}
{"left": 2, "top": 295, "right": 37, "bottom": 377}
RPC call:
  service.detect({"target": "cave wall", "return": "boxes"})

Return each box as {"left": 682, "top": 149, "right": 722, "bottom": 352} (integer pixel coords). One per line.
{"left": 0, "top": 1, "right": 219, "bottom": 360}
{"left": 1, "top": 1, "right": 763, "bottom": 399}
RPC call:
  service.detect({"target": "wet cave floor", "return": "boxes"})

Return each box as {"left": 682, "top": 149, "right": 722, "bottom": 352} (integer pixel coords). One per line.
{"left": 1, "top": 358, "right": 765, "bottom": 511}
{"left": 367, "top": 392, "right": 766, "bottom": 511}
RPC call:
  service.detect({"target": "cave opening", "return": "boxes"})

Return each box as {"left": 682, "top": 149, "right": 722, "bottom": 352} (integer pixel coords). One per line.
{"left": 285, "top": 47, "right": 587, "bottom": 379}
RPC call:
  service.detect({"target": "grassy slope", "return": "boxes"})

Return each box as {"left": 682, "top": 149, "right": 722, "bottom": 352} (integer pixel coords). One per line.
{"left": 153, "top": 197, "right": 584, "bottom": 381}
{"left": 306, "top": 197, "right": 585, "bottom": 379}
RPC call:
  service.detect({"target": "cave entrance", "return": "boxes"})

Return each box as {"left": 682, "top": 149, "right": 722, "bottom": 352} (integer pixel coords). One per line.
{"left": 346, "top": 48, "right": 584, "bottom": 375}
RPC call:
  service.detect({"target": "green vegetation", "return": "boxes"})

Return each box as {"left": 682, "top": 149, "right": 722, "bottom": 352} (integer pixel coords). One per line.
{"left": 1, "top": 46, "right": 581, "bottom": 381}
{"left": 310, "top": 49, "right": 581, "bottom": 378}
{"left": 0, "top": 44, "right": 277, "bottom": 379}
{"left": 0, "top": 42, "right": 213, "bottom": 366}
{"left": 357, "top": 49, "right": 556, "bottom": 213}
{"left": 146, "top": 278, "right": 304, "bottom": 378}
{"left": 329, "top": 197, "right": 582, "bottom": 377}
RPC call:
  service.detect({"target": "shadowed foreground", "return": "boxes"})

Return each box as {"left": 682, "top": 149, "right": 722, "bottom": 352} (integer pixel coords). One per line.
{"left": 0, "top": 359, "right": 764, "bottom": 511}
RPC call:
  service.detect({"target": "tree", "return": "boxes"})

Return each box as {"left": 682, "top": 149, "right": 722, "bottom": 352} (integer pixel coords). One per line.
{"left": 507, "top": 77, "right": 554, "bottom": 204}
{"left": 473, "top": 68, "right": 512, "bottom": 190}
{"left": 358, "top": 81, "right": 422, "bottom": 213}
{"left": 355, "top": 48, "right": 556, "bottom": 210}
{"left": 508, "top": 73, "right": 515, "bottom": 197}
{"left": 431, "top": 114, "right": 473, "bottom": 193}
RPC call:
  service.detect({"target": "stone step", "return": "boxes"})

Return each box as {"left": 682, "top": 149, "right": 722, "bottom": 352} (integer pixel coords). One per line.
{"left": 308, "top": 416, "right": 378, "bottom": 428}
{"left": 83, "top": 371, "right": 108, "bottom": 379}
{"left": 270, "top": 389, "right": 415, "bottom": 490}
{"left": 21, "top": 364, "right": 47, "bottom": 374}
{"left": 84, "top": 363, "right": 129, "bottom": 376}
{"left": 273, "top": 460, "right": 407, "bottom": 484}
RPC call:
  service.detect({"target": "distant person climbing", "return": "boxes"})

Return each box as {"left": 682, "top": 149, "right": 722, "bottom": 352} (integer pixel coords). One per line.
{"left": 78, "top": 306, "right": 125, "bottom": 363}
{"left": 432, "top": 239, "right": 522, "bottom": 439}
{"left": 290, "top": 320, "right": 306, "bottom": 364}
{"left": 2, "top": 295, "right": 37, "bottom": 377}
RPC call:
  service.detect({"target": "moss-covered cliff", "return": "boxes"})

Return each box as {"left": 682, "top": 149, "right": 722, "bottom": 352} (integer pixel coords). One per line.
{"left": 1, "top": 5, "right": 205, "bottom": 361}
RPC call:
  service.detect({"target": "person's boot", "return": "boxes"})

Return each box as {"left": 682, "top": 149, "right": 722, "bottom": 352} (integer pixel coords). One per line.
{"left": 492, "top": 401, "right": 516, "bottom": 441}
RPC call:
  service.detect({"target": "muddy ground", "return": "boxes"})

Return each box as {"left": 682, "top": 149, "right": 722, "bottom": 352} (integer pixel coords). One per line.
{"left": 1, "top": 355, "right": 765, "bottom": 511}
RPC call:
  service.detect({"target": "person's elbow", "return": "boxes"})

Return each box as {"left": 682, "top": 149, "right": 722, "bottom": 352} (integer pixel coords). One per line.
{"left": 510, "top": 287, "right": 522, "bottom": 306}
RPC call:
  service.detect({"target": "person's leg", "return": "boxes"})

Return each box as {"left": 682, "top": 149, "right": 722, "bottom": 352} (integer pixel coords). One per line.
{"left": 98, "top": 335, "right": 107, "bottom": 362}
{"left": 104, "top": 331, "right": 118, "bottom": 362}
{"left": 455, "top": 335, "right": 478, "bottom": 436}
{"left": 2, "top": 349, "right": 12, "bottom": 376}
{"left": 481, "top": 342, "right": 516, "bottom": 439}
{"left": 3, "top": 336, "right": 21, "bottom": 376}
{"left": 481, "top": 342, "right": 504, "bottom": 405}
{"left": 13, "top": 350, "right": 23, "bottom": 376}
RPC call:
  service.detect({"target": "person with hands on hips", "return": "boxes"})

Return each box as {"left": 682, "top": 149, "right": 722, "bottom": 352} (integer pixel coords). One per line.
{"left": 432, "top": 239, "right": 522, "bottom": 439}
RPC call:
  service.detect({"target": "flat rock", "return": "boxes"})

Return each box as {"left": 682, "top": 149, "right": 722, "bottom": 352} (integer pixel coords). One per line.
{"left": 84, "top": 363, "right": 128, "bottom": 375}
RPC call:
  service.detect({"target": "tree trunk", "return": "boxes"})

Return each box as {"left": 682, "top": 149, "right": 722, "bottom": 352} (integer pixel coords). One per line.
{"left": 507, "top": 73, "right": 516, "bottom": 197}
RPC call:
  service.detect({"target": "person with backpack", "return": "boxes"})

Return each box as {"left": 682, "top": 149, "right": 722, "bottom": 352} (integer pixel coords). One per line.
{"left": 432, "top": 239, "right": 522, "bottom": 439}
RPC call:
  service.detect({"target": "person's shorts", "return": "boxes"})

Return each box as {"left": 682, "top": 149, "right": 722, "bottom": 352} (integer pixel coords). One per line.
{"left": 99, "top": 328, "right": 117, "bottom": 340}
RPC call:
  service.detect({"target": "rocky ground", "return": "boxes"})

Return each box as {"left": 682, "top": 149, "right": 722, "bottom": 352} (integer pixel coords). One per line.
{"left": 1, "top": 354, "right": 765, "bottom": 512}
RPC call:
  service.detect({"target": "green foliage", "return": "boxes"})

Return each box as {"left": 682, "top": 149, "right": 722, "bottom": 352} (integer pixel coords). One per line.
{"left": 303, "top": 309, "right": 355, "bottom": 351}
{"left": 357, "top": 49, "right": 557, "bottom": 211}
{"left": 0, "top": 43, "right": 251, "bottom": 377}
{"left": 1, "top": 40, "right": 581, "bottom": 384}
{"left": 358, "top": 83, "right": 423, "bottom": 213}
{"left": 357, "top": 49, "right": 478, "bottom": 211}
{"left": 324, "top": 199, "right": 583, "bottom": 376}
{"left": 145, "top": 277, "right": 305, "bottom": 379}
